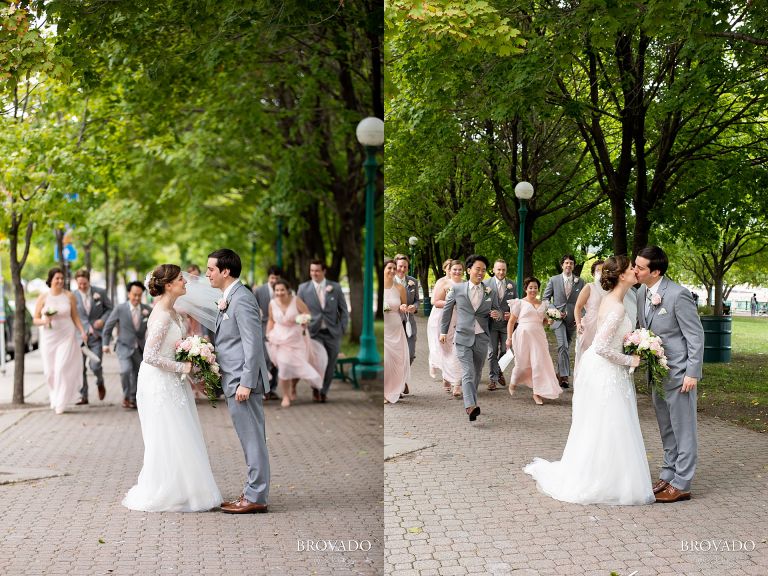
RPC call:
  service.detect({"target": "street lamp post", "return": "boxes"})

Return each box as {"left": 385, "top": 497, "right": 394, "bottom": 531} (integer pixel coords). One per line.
{"left": 514, "top": 181, "right": 534, "bottom": 296}
{"left": 408, "top": 236, "right": 418, "bottom": 277}
{"left": 356, "top": 117, "right": 384, "bottom": 370}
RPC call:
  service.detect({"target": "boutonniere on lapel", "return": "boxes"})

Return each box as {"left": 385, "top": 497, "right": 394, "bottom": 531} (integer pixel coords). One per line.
{"left": 651, "top": 293, "right": 662, "bottom": 307}
{"left": 407, "top": 279, "right": 416, "bottom": 287}
{"left": 325, "top": 285, "right": 334, "bottom": 293}
{"left": 141, "top": 309, "right": 149, "bottom": 322}
{"left": 506, "top": 283, "right": 514, "bottom": 291}
{"left": 483, "top": 286, "right": 492, "bottom": 301}
{"left": 217, "top": 298, "right": 230, "bottom": 319}
{"left": 93, "top": 292, "right": 101, "bottom": 302}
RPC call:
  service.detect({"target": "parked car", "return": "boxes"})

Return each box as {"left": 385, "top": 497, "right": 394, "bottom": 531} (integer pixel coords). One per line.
{"left": 3, "top": 298, "right": 39, "bottom": 361}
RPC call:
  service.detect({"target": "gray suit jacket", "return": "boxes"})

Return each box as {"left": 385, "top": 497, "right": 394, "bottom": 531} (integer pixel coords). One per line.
{"left": 296, "top": 280, "right": 349, "bottom": 340}
{"left": 543, "top": 274, "right": 582, "bottom": 328}
{"left": 440, "top": 281, "right": 498, "bottom": 347}
{"left": 215, "top": 282, "right": 270, "bottom": 397}
{"left": 75, "top": 286, "right": 113, "bottom": 340}
{"left": 102, "top": 302, "right": 152, "bottom": 359}
{"left": 398, "top": 275, "right": 420, "bottom": 335}
{"left": 253, "top": 283, "right": 272, "bottom": 322}
{"left": 483, "top": 276, "right": 517, "bottom": 332}
{"left": 637, "top": 277, "right": 705, "bottom": 388}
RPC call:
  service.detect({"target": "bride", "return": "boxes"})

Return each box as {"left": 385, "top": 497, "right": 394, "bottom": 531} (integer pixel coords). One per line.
{"left": 524, "top": 255, "right": 655, "bottom": 505}
{"left": 122, "top": 264, "right": 222, "bottom": 512}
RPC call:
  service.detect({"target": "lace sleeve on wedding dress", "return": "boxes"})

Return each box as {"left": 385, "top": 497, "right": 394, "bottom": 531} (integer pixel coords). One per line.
{"left": 143, "top": 311, "right": 188, "bottom": 373}
{"left": 592, "top": 306, "right": 635, "bottom": 367}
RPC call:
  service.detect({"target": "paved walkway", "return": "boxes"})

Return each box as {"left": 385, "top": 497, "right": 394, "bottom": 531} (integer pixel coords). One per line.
{"left": 0, "top": 350, "right": 383, "bottom": 575}
{"left": 385, "top": 316, "right": 767, "bottom": 576}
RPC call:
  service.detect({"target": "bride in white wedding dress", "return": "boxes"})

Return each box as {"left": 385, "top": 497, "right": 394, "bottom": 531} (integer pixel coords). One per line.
{"left": 122, "top": 264, "right": 222, "bottom": 512}
{"left": 524, "top": 255, "right": 655, "bottom": 506}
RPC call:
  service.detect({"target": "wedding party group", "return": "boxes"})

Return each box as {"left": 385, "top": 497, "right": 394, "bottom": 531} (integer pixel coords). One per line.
{"left": 32, "top": 248, "right": 350, "bottom": 514}
{"left": 387, "top": 245, "right": 705, "bottom": 506}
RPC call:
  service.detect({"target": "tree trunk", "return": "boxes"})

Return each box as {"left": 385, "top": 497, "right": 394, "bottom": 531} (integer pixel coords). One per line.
{"left": 610, "top": 194, "right": 630, "bottom": 256}
{"left": 713, "top": 274, "right": 725, "bottom": 316}
{"left": 343, "top": 230, "right": 364, "bottom": 345}
{"left": 9, "top": 215, "right": 34, "bottom": 404}
{"left": 103, "top": 230, "right": 111, "bottom": 299}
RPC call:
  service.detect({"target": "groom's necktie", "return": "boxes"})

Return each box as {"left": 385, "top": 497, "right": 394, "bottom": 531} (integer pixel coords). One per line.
{"left": 471, "top": 284, "right": 484, "bottom": 334}
{"left": 132, "top": 306, "right": 140, "bottom": 330}
{"left": 645, "top": 290, "right": 653, "bottom": 318}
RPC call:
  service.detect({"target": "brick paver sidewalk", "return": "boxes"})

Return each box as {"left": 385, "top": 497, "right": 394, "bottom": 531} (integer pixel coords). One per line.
{"left": 1, "top": 351, "right": 383, "bottom": 575}
{"left": 385, "top": 316, "right": 767, "bottom": 576}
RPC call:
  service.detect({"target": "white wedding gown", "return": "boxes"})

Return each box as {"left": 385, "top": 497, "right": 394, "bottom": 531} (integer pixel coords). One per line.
{"left": 122, "top": 309, "right": 222, "bottom": 512}
{"left": 524, "top": 303, "right": 655, "bottom": 505}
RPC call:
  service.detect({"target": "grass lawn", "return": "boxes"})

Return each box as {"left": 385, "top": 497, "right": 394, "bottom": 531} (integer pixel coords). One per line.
{"left": 339, "top": 320, "right": 384, "bottom": 360}
{"left": 694, "top": 316, "right": 768, "bottom": 433}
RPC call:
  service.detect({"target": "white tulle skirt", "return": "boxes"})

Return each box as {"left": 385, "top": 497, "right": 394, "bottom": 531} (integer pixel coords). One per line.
{"left": 524, "top": 347, "right": 655, "bottom": 505}
{"left": 122, "top": 363, "right": 222, "bottom": 512}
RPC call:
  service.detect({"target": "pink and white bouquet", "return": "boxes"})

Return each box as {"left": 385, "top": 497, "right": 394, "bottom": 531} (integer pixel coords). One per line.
{"left": 546, "top": 308, "right": 563, "bottom": 321}
{"left": 623, "top": 328, "right": 670, "bottom": 398}
{"left": 175, "top": 335, "right": 221, "bottom": 406}
{"left": 295, "top": 313, "right": 312, "bottom": 335}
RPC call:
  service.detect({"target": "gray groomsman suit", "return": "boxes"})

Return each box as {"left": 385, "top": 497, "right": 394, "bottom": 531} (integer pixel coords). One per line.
{"left": 297, "top": 279, "right": 349, "bottom": 396}
{"left": 396, "top": 274, "right": 419, "bottom": 364}
{"left": 543, "top": 274, "right": 582, "bottom": 380}
{"left": 638, "top": 276, "right": 704, "bottom": 492}
{"left": 483, "top": 276, "right": 517, "bottom": 384}
{"left": 102, "top": 302, "right": 151, "bottom": 403}
{"left": 440, "top": 282, "right": 499, "bottom": 409}
{"left": 215, "top": 282, "right": 271, "bottom": 505}
{"left": 253, "top": 283, "right": 279, "bottom": 395}
{"left": 75, "top": 286, "right": 113, "bottom": 399}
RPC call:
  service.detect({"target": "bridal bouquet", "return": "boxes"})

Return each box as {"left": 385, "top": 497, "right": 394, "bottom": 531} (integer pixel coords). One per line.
{"left": 623, "top": 328, "right": 670, "bottom": 398}
{"left": 43, "top": 307, "right": 58, "bottom": 329}
{"left": 175, "top": 335, "right": 221, "bottom": 406}
{"left": 295, "top": 313, "right": 312, "bottom": 335}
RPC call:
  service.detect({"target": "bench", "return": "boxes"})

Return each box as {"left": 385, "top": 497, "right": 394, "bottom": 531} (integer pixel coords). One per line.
{"left": 334, "top": 355, "right": 360, "bottom": 389}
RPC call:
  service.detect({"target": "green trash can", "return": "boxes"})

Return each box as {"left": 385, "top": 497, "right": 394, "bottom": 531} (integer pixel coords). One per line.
{"left": 422, "top": 296, "right": 432, "bottom": 317}
{"left": 700, "top": 315, "right": 732, "bottom": 363}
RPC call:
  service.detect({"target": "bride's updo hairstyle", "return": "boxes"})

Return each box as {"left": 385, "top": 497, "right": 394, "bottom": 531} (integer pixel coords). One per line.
{"left": 600, "top": 255, "right": 631, "bottom": 292}
{"left": 147, "top": 264, "right": 182, "bottom": 297}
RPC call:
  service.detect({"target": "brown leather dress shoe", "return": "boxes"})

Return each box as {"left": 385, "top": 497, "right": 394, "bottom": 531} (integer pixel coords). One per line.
{"left": 221, "top": 494, "right": 244, "bottom": 508}
{"left": 97, "top": 384, "right": 106, "bottom": 401}
{"left": 487, "top": 381, "right": 498, "bottom": 391}
{"left": 652, "top": 479, "right": 670, "bottom": 494}
{"left": 498, "top": 374, "right": 507, "bottom": 388}
{"left": 466, "top": 405, "right": 481, "bottom": 421}
{"left": 655, "top": 485, "right": 691, "bottom": 503}
{"left": 312, "top": 389, "right": 321, "bottom": 402}
{"left": 320, "top": 393, "right": 327, "bottom": 403}
{"left": 220, "top": 497, "right": 268, "bottom": 514}
{"left": 75, "top": 398, "right": 89, "bottom": 406}
{"left": 264, "top": 391, "right": 281, "bottom": 401}
{"left": 122, "top": 399, "right": 131, "bottom": 409}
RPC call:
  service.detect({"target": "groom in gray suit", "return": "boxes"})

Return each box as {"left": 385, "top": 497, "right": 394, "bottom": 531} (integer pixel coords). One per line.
{"left": 635, "top": 246, "right": 704, "bottom": 503}
{"left": 543, "top": 255, "right": 583, "bottom": 388}
{"left": 101, "top": 281, "right": 151, "bottom": 409}
{"left": 207, "top": 249, "right": 270, "bottom": 513}
{"left": 440, "top": 255, "right": 502, "bottom": 422}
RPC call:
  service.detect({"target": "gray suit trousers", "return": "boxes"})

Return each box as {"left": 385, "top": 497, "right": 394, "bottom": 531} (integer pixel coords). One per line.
{"left": 118, "top": 348, "right": 142, "bottom": 402}
{"left": 652, "top": 386, "right": 698, "bottom": 492}
{"left": 455, "top": 332, "right": 489, "bottom": 409}
{"left": 80, "top": 336, "right": 104, "bottom": 398}
{"left": 314, "top": 329, "right": 342, "bottom": 395}
{"left": 487, "top": 325, "right": 506, "bottom": 382}
{"left": 553, "top": 322, "right": 576, "bottom": 378}
{"left": 226, "top": 393, "right": 270, "bottom": 504}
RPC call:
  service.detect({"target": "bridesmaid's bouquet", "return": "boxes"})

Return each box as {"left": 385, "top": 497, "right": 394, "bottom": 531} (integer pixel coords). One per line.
{"left": 546, "top": 308, "right": 563, "bottom": 321}
{"left": 44, "top": 307, "right": 58, "bottom": 328}
{"left": 623, "top": 328, "right": 670, "bottom": 398}
{"left": 175, "top": 335, "right": 221, "bottom": 406}
{"left": 295, "top": 313, "right": 312, "bottom": 335}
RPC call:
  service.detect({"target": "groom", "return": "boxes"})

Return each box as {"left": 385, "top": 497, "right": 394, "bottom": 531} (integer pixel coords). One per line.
{"left": 634, "top": 246, "right": 704, "bottom": 503}
{"left": 207, "top": 249, "right": 271, "bottom": 513}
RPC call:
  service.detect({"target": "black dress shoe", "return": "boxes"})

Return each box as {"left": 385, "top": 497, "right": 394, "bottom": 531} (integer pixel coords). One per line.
{"left": 312, "top": 389, "right": 321, "bottom": 402}
{"left": 320, "top": 393, "right": 327, "bottom": 403}
{"left": 560, "top": 378, "right": 570, "bottom": 389}
{"left": 75, "top": 398, "right": 89, "bottom": 406}
{"left": 264, "top": 391, "right": 281, "bottom": 401}
{"left": 403, "top": 383, "right": 410, "bottom": 395}
{"left": 466, "top": 406, "right": 481, "bottom": 421}
{"left": 97, "top": 383, "right": 106, "bottom": 401}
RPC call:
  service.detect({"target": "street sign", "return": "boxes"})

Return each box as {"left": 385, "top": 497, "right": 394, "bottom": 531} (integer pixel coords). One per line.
{"left": 54, "top": 244, "right": 78, "bottom": 262}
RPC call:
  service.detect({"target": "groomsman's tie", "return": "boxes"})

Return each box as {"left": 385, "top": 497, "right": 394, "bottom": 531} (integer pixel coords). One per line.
{"left": 316, "top": 283, "right": 325, "bottom": 307}
{"left": 565, "top": 277, "right": 572, "bottom": 299}
{"left": 132, "top": 306, "right": 140, "bottom": 330}
{"left": 497, "top": 280, "right": 505, "bottom": 302}
{"left": 83, "top": 292, "right": 91, "bottom": 314}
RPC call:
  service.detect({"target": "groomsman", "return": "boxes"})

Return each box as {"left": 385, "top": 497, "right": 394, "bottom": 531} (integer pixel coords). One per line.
{"left": 543, "top": 255, "right": 582, "bottom": 388}
{"left": 440, "top": 255, "right": 501, "bottom": 422}
{"left": 297, "top": 260, "right": 349, "bottom": 403}
{"left": 394, "top": 254, "right": 419, "bottom": 370}
{"left": 74, "top": 269, "right": 113, "bottom": 404}
{"left": 483, "top": 259, "right": 517, "bottom": 390}
{"left": 634, "top": 246, "right": 704, "bottom": 503}
{"left": 253, "top": 266, "right": 282, "bottom": 401}
{"left": 101, "top": 282, "right": 151, "bottom": 409}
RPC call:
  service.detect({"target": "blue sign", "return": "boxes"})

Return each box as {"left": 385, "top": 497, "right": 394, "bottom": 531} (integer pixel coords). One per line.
{"left": 54, "top": 244, "right": 78, "bottom": 262}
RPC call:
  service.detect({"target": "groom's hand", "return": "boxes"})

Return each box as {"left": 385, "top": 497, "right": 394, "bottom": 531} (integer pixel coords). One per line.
{"left": 235, "top": 385, "right": 251, "bottom": 402}
{"left": 681, "top": 376, "right": 698, "bottom": 393}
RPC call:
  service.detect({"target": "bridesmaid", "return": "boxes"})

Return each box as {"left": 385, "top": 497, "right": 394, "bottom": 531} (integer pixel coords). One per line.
{"left": 432, "top": 260, "right": 465, "bottom": 397}
{"left": 427, "top": 259, "right": 454, "bottom": 380}
{"left": 574, "top": 260, "right": 606, "bottom": 377}
{"left": 33, "top": 267, "right": 88, "bottom": 414}
{"left": 505, "top": 277, "right": 562, "bottom": 405}
{"left": 383, "top": 258, "right": 409, "bottom": 404}
{"left": 266, "top": 279, "right": 327, "bottom": 408}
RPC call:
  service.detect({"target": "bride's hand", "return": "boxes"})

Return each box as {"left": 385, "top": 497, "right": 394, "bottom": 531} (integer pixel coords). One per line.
{"left": 630, "top": 355, "right": 641, "bottom": 368}
{"left": 183, "top": 362, "right": 193, "bottom": 374}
